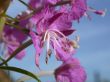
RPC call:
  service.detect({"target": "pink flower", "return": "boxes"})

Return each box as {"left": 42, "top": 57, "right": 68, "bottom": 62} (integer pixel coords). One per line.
{"left": 0, "top": 10, "right": 29, "bottom": 60}
{"left": 0, "top": 25, "right": 26, "bottom": 60}
{"left": 6, "top": 40, "right": 25, "bottom": 59}
{"left": 29, "top": 31, "right": 43, "bottom": 67}
{"left": 28, "top": 0, "right": 60, "bottom": 9}
{"left": 71, "top": 0, "right": 87, "bottom": 20}
{"left": 54, "top": 58, "right": 86, "bottom": 82}
{"left": 29, "top": 7, "right": 75, "bottom": 67}
{"left": 60, "top": 0, "right": 87, "bottom": 21}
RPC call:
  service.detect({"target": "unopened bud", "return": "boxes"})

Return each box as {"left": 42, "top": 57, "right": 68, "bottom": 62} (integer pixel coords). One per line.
{"left": 70, "top": 40, "right": 80, "bottom": 49}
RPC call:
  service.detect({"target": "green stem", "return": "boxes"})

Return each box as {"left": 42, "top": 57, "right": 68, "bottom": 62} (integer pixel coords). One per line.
{"left": 53, "top": 0, "right": 71, "bottom": 6}
{"left": 5, "top": 14, "right": 19, "bottom": 22}
{"left": 0, "top": 57, "right": 10, "bottom": 75}
{"left": 18, "top": 0, "right": 34, "bottom": 10}
{"left": 0, "top": 16, "right": 6, "bottom": 33}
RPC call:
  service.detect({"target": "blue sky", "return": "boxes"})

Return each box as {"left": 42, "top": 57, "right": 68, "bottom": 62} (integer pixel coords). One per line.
{"left": 6, "top": 0, "right": 110, "bottom": 82}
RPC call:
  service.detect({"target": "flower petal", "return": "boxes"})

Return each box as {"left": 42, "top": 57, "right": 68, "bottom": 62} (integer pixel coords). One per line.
{"left": 30, "top": 31, "right": 43, "bottom": 67}
{"left": 55, "top": 58, "right": 87, "bottom": 82}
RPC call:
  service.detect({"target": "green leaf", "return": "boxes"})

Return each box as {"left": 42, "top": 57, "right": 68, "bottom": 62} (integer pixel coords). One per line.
{"left": 0, "top": 56, "right": 9, "bottom": 68}
{"left": 0, "top": 66, "right": 41, "bottom": 82}
{"left": 0, "top": 58, "right": 4, "bottom": 67}
{"left": 0, "top": 56, "right": 10, "bottom": 75}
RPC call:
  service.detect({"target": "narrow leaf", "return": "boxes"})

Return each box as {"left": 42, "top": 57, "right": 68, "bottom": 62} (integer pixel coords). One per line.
{"left": 0, "top": 56, "right": 10, "bottom": 75}
{"left": 0, "top": 66, "right": 41, "bottom": 82}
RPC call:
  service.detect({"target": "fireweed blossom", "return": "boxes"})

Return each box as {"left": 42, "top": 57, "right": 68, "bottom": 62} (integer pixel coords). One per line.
{"left": 28, "top": 0, "right": 105, "bottom": 22}
{"left": 29, "top": 6, "right": 77, "bottom": 66}
{"left": 28, "top": 0, "right": 87, "bottom": 21}
{"left": 0, "top": 0, "right": 106, "bottom": 82}
{"left": 60, "top": 0, "right": 87, "bottom": 22}
{"left": 0, "top": 26, "right": 26, "bottom": 59}
{"left": 28, "top": 0, "right": 88, "bottom": 65}
{"left": 28, "top": 0, "right": 105, "bottom": 81}
{"left": 0, "top": 11, "right": 30, "bottom": 59}
{"left": 28, "top": 1, "right": 87, "bottom": 82}
{"left": 54, "top": 58, "right": 86, "bottom": 82}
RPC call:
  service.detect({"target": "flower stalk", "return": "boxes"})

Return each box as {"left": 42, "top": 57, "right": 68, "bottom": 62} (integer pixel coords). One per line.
{"left": 18, "top": 0, "right": 34, "bottom": 10}
{"left": 16, "top": 70, "right": 54, "bottom": 82}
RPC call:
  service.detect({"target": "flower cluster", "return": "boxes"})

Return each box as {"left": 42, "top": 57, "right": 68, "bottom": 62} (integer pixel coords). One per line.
{"left": 55, "top": 58, "right": 86, "bottom": 82}
{"left": 0, "top": 0, "right": 105, "bottom": 82}
{"left": 28, "top": 0, "right": 105, "bottom": 82}
{"left": 29, "top": 0, "right": 86, "bottom": 66}
{"left": 0, "top": 12, "right": 29, "bottom": 59}
{"left": 0, "top": 8, "right": 30, "bottom": 59}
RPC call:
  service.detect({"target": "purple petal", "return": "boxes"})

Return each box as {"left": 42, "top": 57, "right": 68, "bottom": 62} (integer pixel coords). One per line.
{"left": 4, "top": 25, "right": 27, "bottom": 43}
{"left": 53, "top": 39, "right": 76, "bottom": 62}
{"left": 7, "top": 42, "right": 25, "bottom": 60}
{"left": 47, "top": 0, "right": 60, "bottom": 4}
{"left": 55, "top": 58, "right": 87, "bottom": 82}
{"left": 49, "top": 13, "right": 75, "bottom": 36}
{"left": 30, "top": 31, "right": 43, "bottom": 67}
{"left": 71, "top": 0, "right": 87, "bottom": 20}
